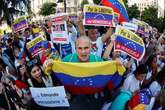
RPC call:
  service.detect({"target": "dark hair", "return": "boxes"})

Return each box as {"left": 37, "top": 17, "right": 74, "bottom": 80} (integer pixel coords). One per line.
{"left": 156, "top": 68, "right": 165, "bottom": 84}
{"left": 26, "top": 59, "right": 46, "bottom": 78}
{"left": 134, "top": 64, "right": 148, "bottom": 76}
{"left": 145, "top": 54, "right": 157, "bottom": 66}
{"left": 17, "top": 64, "right": 29, "bottom": 81}
{"left": 0, "top": 58, "right": 7, "bottom": 68}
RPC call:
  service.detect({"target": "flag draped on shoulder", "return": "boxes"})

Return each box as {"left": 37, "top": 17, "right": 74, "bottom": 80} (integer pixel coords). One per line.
{"left": 51, "top": 61, "right": 125, "bottom": 94}
{"left": 101, "top": 0, "right": 129, "bottom": 22}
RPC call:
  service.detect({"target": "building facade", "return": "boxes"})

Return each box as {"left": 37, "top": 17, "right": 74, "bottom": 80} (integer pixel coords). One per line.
{"left": 56, "top": 0, "right": 94, "bottom": 14}
{"left": 128, "top": 0, "right": 165, "bottom": 18}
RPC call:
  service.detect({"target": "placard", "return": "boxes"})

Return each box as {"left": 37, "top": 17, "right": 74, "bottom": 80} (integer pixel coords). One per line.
{"left": 13, "top": 16, "right": 28, "bottom": 33}
{"left": 30, "top": 86, "right": 69, "bottom": 107}
{"left": 83, "top": 5, "right": 114, "bottom": 27}
{"left": 114, "top": 25, "right": 145, "bottom": 61}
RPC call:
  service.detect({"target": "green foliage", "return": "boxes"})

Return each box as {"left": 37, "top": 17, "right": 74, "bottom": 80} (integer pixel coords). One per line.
{"left": 39, "top": 2, "right": 57, "bottom": 16}
{"left": 126, "top": 4, "right": 140, "bottom": 19}
{"left": 141, "top": 6, "right": 164, "bottom": 32}
{"left": 141, "top": 6, "right": 157, "bottom": 26}
{"left": 93, "top": 0, "right": 101, "bottom": 4}
{"left": 81, "top": 0, "right": 89, "bottom": 9}
{"left": 0, "top": 0, "right": 29, "bottom": 25}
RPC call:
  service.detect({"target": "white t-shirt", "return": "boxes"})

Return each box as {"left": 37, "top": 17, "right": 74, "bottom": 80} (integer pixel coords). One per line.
{"left": 149, "top": 81, "right": 161, "bottom": 96}
{"left": 121, "top": 74, "right": 141, "bottom": 93}
{"left": 91, "top": 37, "right": 104, "bottom": 57}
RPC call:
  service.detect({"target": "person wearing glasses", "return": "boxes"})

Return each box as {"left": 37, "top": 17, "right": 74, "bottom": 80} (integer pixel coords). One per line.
{"left": 27, "top": 59, "right": 54, "bottom": 87}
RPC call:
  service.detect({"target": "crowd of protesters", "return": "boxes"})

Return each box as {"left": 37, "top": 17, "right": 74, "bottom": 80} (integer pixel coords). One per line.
{"left": 0, "top": 11, "right": 165, "bottom": 110}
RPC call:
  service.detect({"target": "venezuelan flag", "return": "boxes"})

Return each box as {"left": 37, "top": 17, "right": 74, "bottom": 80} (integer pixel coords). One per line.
{"left": 101, "top": 0, "right": 129, "bottom": 22}
{"left": 52, "top": 61, "right": 125, "bottom": 94}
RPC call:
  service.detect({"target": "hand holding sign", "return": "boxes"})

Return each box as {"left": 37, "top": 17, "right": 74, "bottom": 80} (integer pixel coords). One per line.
{"left": 114, "top": 25, "right": 145, "bottom": 61}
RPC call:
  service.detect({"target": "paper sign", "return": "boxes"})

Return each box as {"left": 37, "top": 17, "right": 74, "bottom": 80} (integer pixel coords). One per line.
{"left": 51, "top": 20, "right": 69, "bottom": 44}
{"left": 30, "top": 86, "right": 69, "bottom": 107}
{"left": 114, "top": 25, "right": 145, "bottom": 61}
{"left": 13, "top": 16, "right": 28, "bottom": 33}
{"left": 122, "top": 22, "right": 138, "bottom": 31}
{"left": 26, "top": 35, "right": 49, "bottom": 57}
{"left": 83, "top": 5, "right": 114, "bottom": 27}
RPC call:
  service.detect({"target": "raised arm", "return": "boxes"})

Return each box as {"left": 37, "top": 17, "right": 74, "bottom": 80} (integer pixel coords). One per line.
{"left": 101, "top": 27, "right": 113, "bottom": 43}
{"left": 77, "top": 13, "right": 86, "bottom": 36}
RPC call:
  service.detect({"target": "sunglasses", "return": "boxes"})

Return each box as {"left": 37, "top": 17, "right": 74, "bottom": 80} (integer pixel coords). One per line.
{"left": 27, "top": 59, "right": 38, "bottom": 67}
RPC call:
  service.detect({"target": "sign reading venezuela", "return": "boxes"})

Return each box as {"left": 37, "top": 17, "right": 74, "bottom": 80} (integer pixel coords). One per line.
{"left": 115, "top": 25, "right": 145, "bottom": 61}
{"left": 26, "top": 35, "right": 49, "bottom": 57}
{"left": 83, "top": 5, "right": 114, "bottom": 27}
{"left": 13, "top": 16, "right": 28, "bottom": 33}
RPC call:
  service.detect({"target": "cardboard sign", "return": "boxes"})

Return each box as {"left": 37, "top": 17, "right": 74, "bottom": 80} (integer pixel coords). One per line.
{"left": 13, "top": 16, "right": 28, "bottom": 33}
{"left": 26, "top": 35, "right": 49, "bottom": 57}
{"left": 30, "top": 86, "right": 69, "bottom": 107}
{"left": 51, "top": 14, "right": 69, "bottom": 44}
{"left": 114, "top": 25, "right": 145, "bottom": 61}
{"left": 83, "top": 5, "right": 114, "bottom": 27}
{"left": 122, "top": 22, "right": 138, "bottom": 31}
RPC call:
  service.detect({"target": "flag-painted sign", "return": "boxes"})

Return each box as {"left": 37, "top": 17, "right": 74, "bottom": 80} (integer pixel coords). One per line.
{"left": 83, "top": 5, "right": 114, "bottom": 27}
{"left": 13, "top": 16, "right": 28, "bottom": 33}
{"left": 101, "top": 0, "right": 129, "bottom": 22}
{"left": 51, "top": 61, "right": 125, "bottom": 94}
{"left": 26, "top": 35, "right": 49, "bottom": 57}
{"left": 115, "top": 25, "right": 145, "bottom": 61}
{"left": 30, "top": 86, "right": 70, "bottom": 107}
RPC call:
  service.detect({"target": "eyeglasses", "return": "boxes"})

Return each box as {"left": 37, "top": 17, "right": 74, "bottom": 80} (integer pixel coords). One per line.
{"left": 27, "top": 59, "right": 38, "bottom": 67}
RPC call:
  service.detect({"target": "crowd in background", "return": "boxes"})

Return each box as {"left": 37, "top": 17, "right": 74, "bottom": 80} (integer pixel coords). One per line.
{"left": 0, "top": 11, "right": 165, "bottom": 110}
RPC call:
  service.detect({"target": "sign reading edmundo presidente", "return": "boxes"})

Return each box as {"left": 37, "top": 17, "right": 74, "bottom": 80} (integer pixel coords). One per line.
{"left": 30, "top": 86, "right": 70, "bottom": 107}
{"left": 114, "top": 25, "right": 145, "bottom": 61}
{"left": 13, "top": 16, "right": 28, "bottom": 33}
{"left": 83, "top": 5, "right": 114, "bottom": 27}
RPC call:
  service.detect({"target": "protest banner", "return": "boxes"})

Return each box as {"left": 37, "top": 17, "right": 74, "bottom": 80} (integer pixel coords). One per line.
{"left": 83, "top": 5, "right": 114, "bottom": 27}
{"left": 13, "top": 16, "right": 28, "bottom": 33}
{"left": 114, "top": 25, "right": 145, "bottom": 61}
{"left": 26, "top": 35, "right": 49, "bottom": 57}
{"left": 30, "top": 86, "right": 69, "bottom": 107}
{"left": 51, "top": 14, "right": 69, "bottom": 44}
{"left": 122, "top": 22, "right": 138, "bottom": 32}
{"left": 131, "top": 18, "right": 150, "bottom": 36}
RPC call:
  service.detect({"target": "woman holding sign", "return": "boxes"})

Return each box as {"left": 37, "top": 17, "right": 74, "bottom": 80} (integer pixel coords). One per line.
{"left": 26, "top": 59, "right": 58, "bottom": 87}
